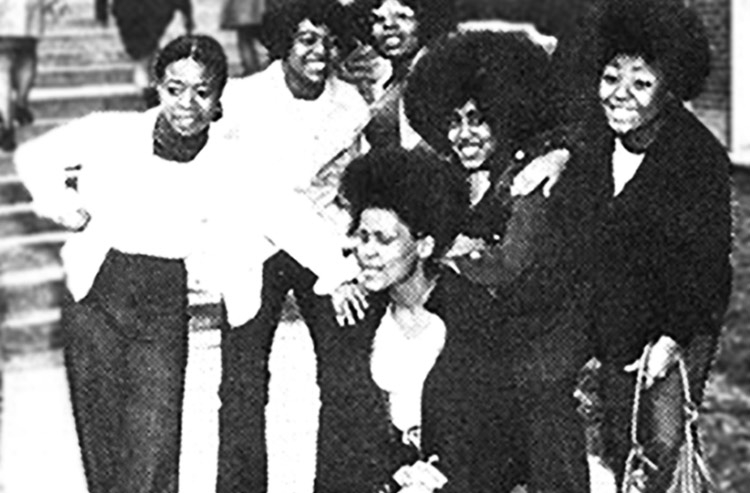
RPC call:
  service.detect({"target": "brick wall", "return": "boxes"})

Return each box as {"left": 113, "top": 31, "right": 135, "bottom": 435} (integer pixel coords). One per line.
{"left": 690, "top": 0, "right": 731, "bottom": 144}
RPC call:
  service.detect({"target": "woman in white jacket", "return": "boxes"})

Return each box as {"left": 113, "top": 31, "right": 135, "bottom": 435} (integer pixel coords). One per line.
{"left": 14, "top": 34, "right": 247, "bottom": 493}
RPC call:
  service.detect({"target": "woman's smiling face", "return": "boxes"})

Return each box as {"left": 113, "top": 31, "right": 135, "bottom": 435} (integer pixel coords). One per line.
{"left": 447, "top": 99, "right": 496, "bottom": 170}
{"left": 599, "top": 54, "right": 666, "bottom": 134}
{"left": 285, "top": 19, "right": 332, "bottom": 88}
{"left": 371, "top": 0, "right": 420, "bottom": 60}
{"left": 156, "top": 57, "right": 221, "bottom": 136}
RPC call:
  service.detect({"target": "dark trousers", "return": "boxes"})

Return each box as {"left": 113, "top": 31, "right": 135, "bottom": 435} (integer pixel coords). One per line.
{"left": 63, "top": 250, "right": 189, "bottom": 493}
{"left": 517, "top": 377, "right": 590, "bottom": 493}
{"left": 509, "top": 312, "right": 593, "bottom": 493}
{"left": 217, "top": 250, "right": 317, "bottom": 493}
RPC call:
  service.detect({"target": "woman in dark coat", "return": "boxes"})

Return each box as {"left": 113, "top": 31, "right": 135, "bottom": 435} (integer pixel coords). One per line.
{"left": 403, "top": 30, "right": 596, "bottom": 493}
{"left": 296, "top": 147, "right": 522, "bottom": 493}
{"left": 552, "top": 0, "right": 733, "bottom": 489}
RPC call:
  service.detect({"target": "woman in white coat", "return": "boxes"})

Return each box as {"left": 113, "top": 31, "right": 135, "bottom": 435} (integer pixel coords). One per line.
{"left": 14, "top": 34, "right": 248, "bottom": 493}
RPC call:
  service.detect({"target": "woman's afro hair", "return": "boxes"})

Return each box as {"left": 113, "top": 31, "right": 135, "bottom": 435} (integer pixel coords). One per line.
{"left": 260, "top": 0, "right": 345, "bottom": 61}
{"left": 340, "top": 146, "right": 469, "bottom": 259}
{"left": 584, "top": 0, "right": 711, "bottom": 101}
{"left": 404, "top": 30, "right": 552, "bottom": 155}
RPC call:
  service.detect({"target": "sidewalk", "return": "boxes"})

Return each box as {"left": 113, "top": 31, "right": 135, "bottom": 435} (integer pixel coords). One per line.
{"left": 1, "top": 320, "right": 319, "bottom": 493}
{"left": 1, "top": 320, "right": 615, "bottom": 493}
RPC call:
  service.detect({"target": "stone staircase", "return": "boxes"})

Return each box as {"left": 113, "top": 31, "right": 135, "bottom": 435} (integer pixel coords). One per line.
{"left": 0, "top": 0, "right": 239, "bottom": 357}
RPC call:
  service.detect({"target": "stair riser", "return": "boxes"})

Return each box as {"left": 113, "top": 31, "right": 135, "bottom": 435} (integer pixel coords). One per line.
{"left": 36, "top": 66, "right": 134, "bottom": 88}
{"left": 0, "top": 181, "right": 32, "bottom": 206}
{"left": 3, "top": 320, "right": 63, "bottom": 356}
{"left": 35, "top": 62, "right": 243, "bottom": 89}
{"left": 0, "top": 244, "right": 63, "bottom": 273}
{"left": 30, "top": 92, "right": 144, "bottom": 120}
{"left": 2, "top": 281, "right": 65, "bottom": 319}
{"left": 0, "top": 212, "right": 63, "bottom": 237}
{"left": 39, "top": 49, "right": 131, "bottom": 67}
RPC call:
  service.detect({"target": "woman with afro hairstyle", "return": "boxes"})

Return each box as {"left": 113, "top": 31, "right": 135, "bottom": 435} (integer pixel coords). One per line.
{"left": 302, "top": 146, "right": 524, "bottom": 493}
{"left": 215, "top": 1, "right": 370, "bottom": 492}
{"left": 404, "top": 30, "right": 598, "bottom": 493}
{"left": 522, "top": 0, "right": 732, "bottom": 489}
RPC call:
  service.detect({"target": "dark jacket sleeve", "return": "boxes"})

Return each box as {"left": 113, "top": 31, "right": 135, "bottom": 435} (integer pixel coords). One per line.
{"left": 657, "top": 112, "right": 732, "bottom": 347}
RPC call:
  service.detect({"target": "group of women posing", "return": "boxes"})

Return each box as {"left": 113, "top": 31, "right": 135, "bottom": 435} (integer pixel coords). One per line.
{"left": 15, "top": 0, "right": 732, "bottom": 492}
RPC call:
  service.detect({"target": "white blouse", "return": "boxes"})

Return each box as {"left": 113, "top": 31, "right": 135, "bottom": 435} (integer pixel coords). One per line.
{"left": 15, "top": 108, "right": 265, "bottom": 326}
{"left": 370, "top": 307, "right": 447, "bottom": 441}
{"left": 217, "top": 61, "right": 372, "bottom": 298}
{"left": 612, "top": 137, "right": 646, "bottom": 196}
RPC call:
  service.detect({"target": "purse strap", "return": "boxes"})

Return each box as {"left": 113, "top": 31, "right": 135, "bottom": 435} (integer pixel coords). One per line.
{"left": 622, "top": 342, "right": 658, "bottom": 486}
{"left": 622, "top": 341, "right": 717, "bottom": 493}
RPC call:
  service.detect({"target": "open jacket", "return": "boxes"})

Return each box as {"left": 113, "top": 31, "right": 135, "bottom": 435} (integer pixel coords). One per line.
{"left": 299, "top": 269, "right": 512, "bottom": 493}
{"left": 565, "top": 102, "right": 733, "bottom": 366}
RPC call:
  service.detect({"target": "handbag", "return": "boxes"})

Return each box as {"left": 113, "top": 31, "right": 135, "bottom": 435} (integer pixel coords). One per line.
{"left": 621, "top": 343, "right": 719, "bottom": 493}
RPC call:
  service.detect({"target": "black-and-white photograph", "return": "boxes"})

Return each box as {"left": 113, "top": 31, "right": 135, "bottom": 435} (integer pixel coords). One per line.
{"left": 0, "top": 0, "right": 747, "bottom": 492}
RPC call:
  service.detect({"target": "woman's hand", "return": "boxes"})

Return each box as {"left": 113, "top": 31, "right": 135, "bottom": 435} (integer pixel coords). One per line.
{"left": 54, "top": 207, "right": 91, "bottom": 232}
{"left": 444, "top": 234, "right": 487, "bottom": 259}
{"left": 624, "top": 335, "right": 681, "bottom": 389}
{"left": 393, "top": 458, "right": 448, "bottom": 492}
{"left": 331, "top": 280, "right": 369, "bottom": 326}
{"left": 510, "top": 148, "right": 570, "bottom": 198}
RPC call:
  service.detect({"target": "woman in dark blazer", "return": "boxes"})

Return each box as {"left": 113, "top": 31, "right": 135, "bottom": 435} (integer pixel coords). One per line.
{"left": 294, "top": 147, "right": 522, "bottom": 493}
{"left": 403, "top": 30, "right": 595, "bottom": 493}
{"left": 554, "top": 0, "right": 733, "bottom": 489}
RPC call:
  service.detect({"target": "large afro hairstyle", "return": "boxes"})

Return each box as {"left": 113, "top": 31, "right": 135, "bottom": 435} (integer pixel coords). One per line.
{"left": 403, "top": 30, "right": 552, "bottom": 156}
{"left": 260, "top": 0, "right": 347, "bottom": 61}
{"left": 581, "top": 0, "right": 711, "bottom": 101}
{"left": 340, "top": 147, "right": 469, "bottom": 262}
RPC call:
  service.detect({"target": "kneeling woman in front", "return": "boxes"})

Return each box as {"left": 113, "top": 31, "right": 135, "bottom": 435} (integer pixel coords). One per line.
{"left": 304, "top": 148, "right": 513, "bottom": 493}
{"left": 16, "top": 35, "right": 232, "bottom": 493}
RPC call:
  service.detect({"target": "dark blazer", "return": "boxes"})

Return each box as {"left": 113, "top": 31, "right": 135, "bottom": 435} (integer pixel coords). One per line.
{"left": 301, "top": 269, "right": 516, "bottom": 493}
{"left": 569, "top": 102, "right": 733, "bottom": 366}
{"left": 453, "top": 150, "right": 597, "bottom": 382}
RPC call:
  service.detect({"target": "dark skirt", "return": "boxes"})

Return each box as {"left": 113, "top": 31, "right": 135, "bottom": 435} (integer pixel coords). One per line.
{"left": 63, "top": 249, "right": 189, "bottom": 493}
{"left": 112, "top": 0, "right": 180, "bottom": 59}
{"left": 220, "top": 0, "right": 298, "bottom": 29}
{"left": 220, "top": 0, "right": 265, "bottom": 29}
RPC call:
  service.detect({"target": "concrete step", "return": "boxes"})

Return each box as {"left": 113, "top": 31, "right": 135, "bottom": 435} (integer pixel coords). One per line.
{"left": 2, "top": 279, "right": 66, "bottom": 322}
{"left": 15, "top": 117, "right": 69, "bottom": 145}
{"left": 36, "top": 63, "right": 134, "bottom": 88}
{"left": 29, "top": 83, "right": 145, "bottom": 120}
{"left": 0, "top": 210, "right": 63, "bottom": 240}
{"left": 2, "top": 313, "right": 62, "bottom": 356}
{"left": 0, "top": 177, "right": 31, "bottom": 205}
{"left": 40, "top": 25, "right": 122, "bottom": 48}
{"left": 39, "top": 46, "right": 131, "bottom": 67}
{"left": 0, "top": 155, "right": 16, "bottom": 177}
{"left": 39, "top": 14, "right": 238, "bottom": 67}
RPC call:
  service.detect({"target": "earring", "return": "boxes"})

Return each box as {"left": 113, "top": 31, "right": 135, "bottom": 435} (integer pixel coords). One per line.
{"left": 212, "top": 101, "right": 224, "bottom": 122}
